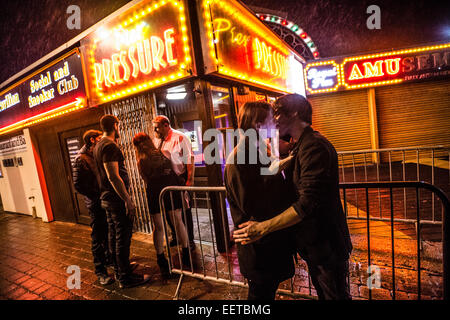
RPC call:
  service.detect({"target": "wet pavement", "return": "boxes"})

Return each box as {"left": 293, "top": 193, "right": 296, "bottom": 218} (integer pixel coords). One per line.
{"left": 0, "top": 199, "right": 445, "bottom": 300}
{"left": 0, "top": 212, "right": 250, "bottom": 300}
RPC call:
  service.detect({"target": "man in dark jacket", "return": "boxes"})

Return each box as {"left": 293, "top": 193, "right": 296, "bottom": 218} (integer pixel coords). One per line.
{"left": 233, "top": 94, "right": 353, "bottom": 300}
{"left": 73, "top": 129, "right": 113, "bottom": 285}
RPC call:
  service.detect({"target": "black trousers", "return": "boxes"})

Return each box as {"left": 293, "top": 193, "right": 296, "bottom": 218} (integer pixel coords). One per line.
{"left": 247, "top": 279, "right": 280, "bottom": 300}
{"left": 101, "top": 200, "right": 133, "bottom": 282}
{"left": 307, "top": 259, "right": 352, "bottom": 300}
{"left": 87, "top": 200, "right": 110, "bottom": 276}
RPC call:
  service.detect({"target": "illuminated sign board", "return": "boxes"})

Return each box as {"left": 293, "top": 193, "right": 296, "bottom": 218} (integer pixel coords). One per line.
{"left": 81, "top": 0, "right": 194, "bottom": 106}
{"left": 304, "top": 61, "right": 340, "bottom": 94}
{"left": 0, "top": 50, "right": 86, "bottom": 134}
{"left": 200, "top": 0, "right": 306, "bottom": 95}
{"left": 304, "top": 43, "right": 450, "bottom": 94}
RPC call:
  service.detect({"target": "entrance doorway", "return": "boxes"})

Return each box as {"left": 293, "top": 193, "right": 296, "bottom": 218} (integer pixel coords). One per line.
{"left": 59, "top": 124, "right": 101, "bottom": 225}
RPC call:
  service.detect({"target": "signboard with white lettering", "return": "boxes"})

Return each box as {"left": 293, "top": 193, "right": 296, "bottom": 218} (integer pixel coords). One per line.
{"left": 0, "top": 51, "right": 86, "bottom": 130}
{"left": 305, "top": 63, "right": 339, "bottom": 94}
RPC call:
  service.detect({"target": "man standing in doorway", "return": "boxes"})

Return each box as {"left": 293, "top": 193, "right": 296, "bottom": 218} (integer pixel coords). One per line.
{"left": 73, "top": 129, "right": 113, "bottom": 285}
{"left": 233, "top": 94, "right": 353, "bottom": 300}
{"left": 152, "top": 115, "right": 196, "bottom": 251}
{"left": 94, "top": 115, "right": 150, "bottom": 288}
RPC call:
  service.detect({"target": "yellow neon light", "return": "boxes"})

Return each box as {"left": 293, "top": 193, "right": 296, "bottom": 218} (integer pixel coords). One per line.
{"left": 0, "top": 98, "right": 85, "bottom": 135}
{"left": 203, "top": 0, "right": 298, "bottom": 93}
{"left": 341, "top": 43, "right": 450, "bottom": 89}
{"left": 214, "top": 113, "right": 228, "bottom": 119}
{"left": 88, "top": 0, "right": 192, "bottom": 104}
{"left": 303, "top": 60, "right": 341, "bottom": 94}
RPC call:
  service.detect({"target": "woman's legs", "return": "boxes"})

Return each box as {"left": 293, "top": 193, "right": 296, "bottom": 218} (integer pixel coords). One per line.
{"left": 150, "top": 213, "right": 165, "bottom": 255}
{"left": 168, "top": 209, "right": 189, "bottom": 249}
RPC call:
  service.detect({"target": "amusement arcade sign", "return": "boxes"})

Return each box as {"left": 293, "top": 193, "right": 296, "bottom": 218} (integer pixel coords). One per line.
{"left": 304, "top": 43, "right": 450, "bottom": 95}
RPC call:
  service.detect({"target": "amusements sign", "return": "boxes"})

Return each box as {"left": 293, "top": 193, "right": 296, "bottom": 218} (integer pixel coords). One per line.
{"left": 81, "top": 0, "right": 195, "bottom": 106}
{"left": 304, "top": 44, "right": 450, "bottom": 94}
{"left": 201, "top": 0, "right": 306, "bottom": 95}
{"left": 0, "top": 52, "right": 86, "bottom": 130}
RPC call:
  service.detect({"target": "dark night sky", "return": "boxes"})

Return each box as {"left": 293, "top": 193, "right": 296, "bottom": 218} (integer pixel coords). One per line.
{"left": 0, "top": 0, "right": 449, "bottom": 85}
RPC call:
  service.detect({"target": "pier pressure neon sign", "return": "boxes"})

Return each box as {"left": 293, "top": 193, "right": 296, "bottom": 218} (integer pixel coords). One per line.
{"left": 202, "top": 0, "right": 305, "bottom": 95}
{"left": 82, "top": 0, "right": 194, "bottom": 106}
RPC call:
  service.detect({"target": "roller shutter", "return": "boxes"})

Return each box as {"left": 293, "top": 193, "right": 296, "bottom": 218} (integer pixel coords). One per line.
{"left": 309, "top": 89, "right": 372, "bottom": 152}
{"left": 376, "top": 79, "right": 450, "bottom": 161}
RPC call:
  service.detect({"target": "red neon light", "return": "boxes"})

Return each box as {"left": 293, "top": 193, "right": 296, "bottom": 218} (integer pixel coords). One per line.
{"left": 0, "top": 98, "right": 84, "bottom": 132}
{"left": 347, "top": 57, "right": 402, "bottom": 81}
{"left": 300, "top": 32, "right": 307, "bottom": 39}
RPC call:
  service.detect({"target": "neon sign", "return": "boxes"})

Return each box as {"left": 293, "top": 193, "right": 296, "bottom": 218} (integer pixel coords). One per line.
{"left": 0, "top": 50, "right": 86, "bottom": 133}
{"left": 346, "top": 58, "right": 401, "bottom": 81}
{"left": 202, "top": 0, "right": 305, "bottom": 94}
{"left": 304, "top": 43, "right": 450, "bottom": 94}
{"left": 304, "top": 61, "right": 340, "bottom": 94}
{"left": 341, "top": 45, "right": 450, "bottom": 89}
{"left": 81, "top": 0, "right": 194, "bottom": 106}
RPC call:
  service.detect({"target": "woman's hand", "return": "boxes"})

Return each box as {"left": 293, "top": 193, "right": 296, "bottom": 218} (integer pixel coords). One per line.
{"left": 233, "top": 221, "right": 266, "bottom": 245}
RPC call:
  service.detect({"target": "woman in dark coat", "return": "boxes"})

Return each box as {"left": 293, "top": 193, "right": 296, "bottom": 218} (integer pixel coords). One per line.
{"left": 132, "top": 132, "right": 190, "bottom": 278}
{"left": 224, "top": 101, "right": 297, "bottom": 300}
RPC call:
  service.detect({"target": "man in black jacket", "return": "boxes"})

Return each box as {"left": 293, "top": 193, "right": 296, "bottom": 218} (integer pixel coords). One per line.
{"left": 233, "top": 94, "right": 353, "bottom": 300}
{"left": 73, "top": 129, "right": 113, "bottom": 285}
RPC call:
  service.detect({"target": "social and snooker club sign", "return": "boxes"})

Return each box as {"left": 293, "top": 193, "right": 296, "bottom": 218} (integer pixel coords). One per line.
{"left": 0, "top": 51, "right": 86, "bottom": 130}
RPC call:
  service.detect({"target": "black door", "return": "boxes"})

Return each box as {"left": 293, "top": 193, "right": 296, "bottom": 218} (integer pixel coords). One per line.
{"left": 59, "top": 125, "right": 100, "bottom": 225}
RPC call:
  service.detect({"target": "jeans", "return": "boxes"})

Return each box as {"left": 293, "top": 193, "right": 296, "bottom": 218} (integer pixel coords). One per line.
{"left": 307, "top": 259, "right": 352, "bottom": 300}
{"left": 87, "top": 200, "right": 110, "bottom": 276}
{"left": 101, "top": 200, "right": 133, "bottom": 282}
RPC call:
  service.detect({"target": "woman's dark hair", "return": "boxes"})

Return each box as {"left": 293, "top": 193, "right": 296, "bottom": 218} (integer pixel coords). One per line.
{"left": 83, "top": 130, "right": 102, "bottom": 148}
{"left": 238, "top": 101, "right": 272, "bottom": 131}
{"left": 132, "top": 132, "right": 157, "bottom": 158}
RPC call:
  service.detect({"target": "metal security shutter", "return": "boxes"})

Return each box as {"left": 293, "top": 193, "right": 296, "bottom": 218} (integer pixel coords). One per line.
{"left": 105, "top": 93, "right": 156, "bottom": 234}
{"left": 376, "top": 79, "right": 450, "bottom": 160}
{"left": 309, "top": 89, "right": 371, "bottom": 152}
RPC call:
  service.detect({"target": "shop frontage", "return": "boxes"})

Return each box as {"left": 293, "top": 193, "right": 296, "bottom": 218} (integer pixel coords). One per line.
{"left": 0, "top": 48, "right": 91, "bottom": 223}
{"left": 303, "top": 43, "right": 450, "bottom": 162}
{"left": 0, "top": 0, "right": 306, "bottom": 248}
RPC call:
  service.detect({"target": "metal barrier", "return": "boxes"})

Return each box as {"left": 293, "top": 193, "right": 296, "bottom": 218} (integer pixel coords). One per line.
{"left": 337, "top": 145, "right": 450, "bottom": 224}
{"left": 159, "top": 182, "right": 449, "bottom": 300}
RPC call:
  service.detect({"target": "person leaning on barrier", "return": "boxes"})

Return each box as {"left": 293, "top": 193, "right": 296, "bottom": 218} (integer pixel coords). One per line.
{"left": 152, "top": 115, "right": 196, "bottom": 251}
{"left": 224, "top": 101, "right": 298, "bottom": 300}
{"left": 93, "top": 115, "right": 150, "bottom": 289}
{"left": 132, "top": 132, "right": 190, "bottom": 277}
{"left": 233, "top": 94, "right": 353, "bottom": 300}
{"left": 72, "top": 129, "right": 113, "bottom": 285}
